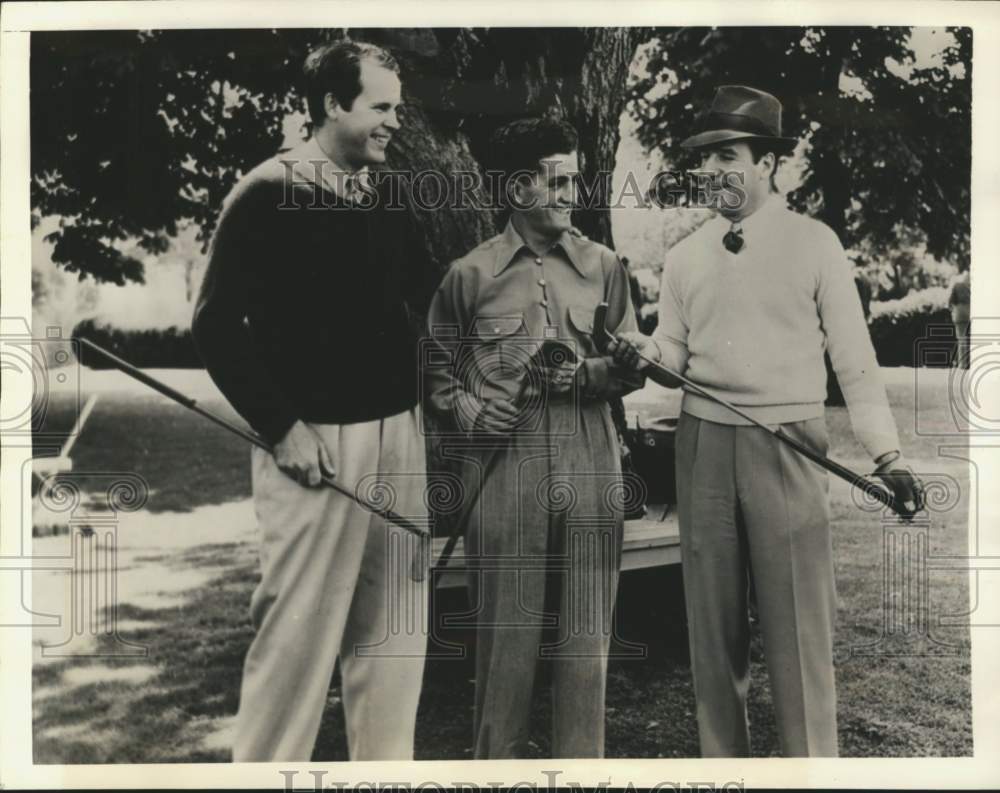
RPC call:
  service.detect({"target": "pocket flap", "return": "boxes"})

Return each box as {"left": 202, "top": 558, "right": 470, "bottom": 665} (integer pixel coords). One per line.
{"left": 471, "top": 315, "right": 526, "bottom": 339}
{"left": 567, "top": 305, "right": 596, "bottom": 335}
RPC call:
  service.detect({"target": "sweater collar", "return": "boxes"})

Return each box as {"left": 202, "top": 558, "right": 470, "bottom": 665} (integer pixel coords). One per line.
{"left": 715, "top": 195, "right": 786, "bottom": 250}
{"left": 722, "top": 195, "right": 785, "bottom": 232}
{"left": 281, "top": 136, "right": 371, "bottom": 199}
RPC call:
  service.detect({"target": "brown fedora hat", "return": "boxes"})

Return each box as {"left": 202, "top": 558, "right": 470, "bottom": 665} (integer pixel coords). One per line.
{"left": 681, "top": 85, "right": 798, "bottom": 152}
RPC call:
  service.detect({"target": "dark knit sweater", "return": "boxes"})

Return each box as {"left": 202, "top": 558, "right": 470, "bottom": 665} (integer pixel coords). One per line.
{"left": 192, "top": 157, "right": 434, "bottom": 445}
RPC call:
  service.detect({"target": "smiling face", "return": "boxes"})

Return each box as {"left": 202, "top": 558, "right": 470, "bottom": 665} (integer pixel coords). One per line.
{"left": 324, "top": 60, "right": 402, "bottom": 170}
{"left": 513, "top": 151, "right": 580, "bottom": 237}
{"left": 698, "top": 140, "right": 774, "bottom": 219}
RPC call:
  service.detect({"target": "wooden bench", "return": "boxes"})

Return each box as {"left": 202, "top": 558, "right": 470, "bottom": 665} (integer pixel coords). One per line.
{"left": 430, "top": 503, "right": 680, "bottom": 588}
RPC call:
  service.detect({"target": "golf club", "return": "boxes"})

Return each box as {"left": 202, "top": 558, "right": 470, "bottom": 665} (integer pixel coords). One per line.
{"left": 432, "top": 339, "right": 579, "bottom": 573}
{"left": 592, "top": 302, "right": 909, "bottom": 517}
{"left": 74, "top": 336, "right": 431, "bottom": 541}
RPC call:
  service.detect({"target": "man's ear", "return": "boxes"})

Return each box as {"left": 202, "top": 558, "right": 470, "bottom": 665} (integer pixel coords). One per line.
{"left": 508, "top": 175, "right": 534, "bottom": 211}
{"left": 323, "top": 92, "right": 341, "bottom": 122}
{"left": 757, "top": 151, "right": 776, "bottom": 181}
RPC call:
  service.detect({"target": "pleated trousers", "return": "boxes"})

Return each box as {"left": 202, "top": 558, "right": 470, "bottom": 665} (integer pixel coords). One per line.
{"left": 463, "top": 399, "right": 624, "bottom": 759}
{"left": 232, "top": 408, "right": 429, "bottom": 762}
{"left": 675, "top": 412, "right": 838, "bottom": 758}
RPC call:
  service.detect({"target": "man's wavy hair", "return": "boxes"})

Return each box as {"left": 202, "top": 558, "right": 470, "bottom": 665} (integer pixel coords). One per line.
{"left": 303, "top": 40, "right": 399, "bottom": 127}
{"left": 746, "top": 139, "right": 791, "bottom": 194}
{"left": 489, "top": 117, "right": 579, "bottom": 180}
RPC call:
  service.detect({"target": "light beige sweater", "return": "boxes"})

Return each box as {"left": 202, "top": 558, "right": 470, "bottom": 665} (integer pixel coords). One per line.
{"left": 652, "top": 197, "right": 899, "bottom": 460}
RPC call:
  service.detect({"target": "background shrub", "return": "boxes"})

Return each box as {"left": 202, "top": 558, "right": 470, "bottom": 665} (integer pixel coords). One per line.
{"left": 868, "top": 287, "right": 956, "bottom": 367}
{"left": 72, "top": 319, "right": 201, "bottom": 369}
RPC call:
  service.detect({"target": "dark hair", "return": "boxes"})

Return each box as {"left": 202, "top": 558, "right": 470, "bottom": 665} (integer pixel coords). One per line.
{"left": 746, "top": 139, "right": 791, "bottom": 193}
{"left": 303, "top": 40, "right": 399, "bottom": 126}
{"left": 489, "top": 117, "right": 579, "bottom": 177}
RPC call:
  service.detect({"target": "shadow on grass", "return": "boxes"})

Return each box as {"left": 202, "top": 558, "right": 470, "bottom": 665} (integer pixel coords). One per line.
{"left": 32, "top": 542, "right": 256, "bottom": 763}
{"left": 30, "top": 367, "right": 974, "bottom": 761}
{"left": 32, "top": 462, "right": 973, "bottom": 761}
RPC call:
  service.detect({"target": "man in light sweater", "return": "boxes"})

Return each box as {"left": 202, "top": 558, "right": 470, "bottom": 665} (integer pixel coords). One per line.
{"left": 609, "top": 86, "right": 924, "bottom": 757}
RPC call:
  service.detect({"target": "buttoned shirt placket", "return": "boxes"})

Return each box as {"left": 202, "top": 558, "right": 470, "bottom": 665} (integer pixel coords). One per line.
{"left": 531, "top": 251, "right": 563, "bottom": 340}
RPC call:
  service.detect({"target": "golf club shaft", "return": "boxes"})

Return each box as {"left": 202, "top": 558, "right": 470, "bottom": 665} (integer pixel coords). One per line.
{"left": 590, "top": 308, "right": 900, "bottom": 515}
{"left": 642, "top": 354, "right": 898, "bottom": 511}
{"left": 58, "top": 393, "right": 99, "bottom": 459}
{"left": 434, "top": 371, "right": 566, "bottom": 571}
{"left": 75, "top": 337, "right": 430, "bottom": 539}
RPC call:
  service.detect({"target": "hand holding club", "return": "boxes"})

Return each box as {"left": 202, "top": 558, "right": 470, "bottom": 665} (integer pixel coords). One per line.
{"left": 606, "top": 332, "right": 661, "bottom": 372}
{"left": 540, "top": 359, "right": 583, "bottom": 395}
{"left": 274, "top": 420, "right": 337, "bottom": 487}
{"left": 873, "top": 454, "right": 925, "bottom": 521}
{"left": 474, "top": 398, "right": 520, "bottom": 436}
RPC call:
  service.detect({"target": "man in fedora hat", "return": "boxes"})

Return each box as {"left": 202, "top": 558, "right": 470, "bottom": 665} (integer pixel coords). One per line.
{"left": 607, "top": 86, "right": 924, "bottom": 757}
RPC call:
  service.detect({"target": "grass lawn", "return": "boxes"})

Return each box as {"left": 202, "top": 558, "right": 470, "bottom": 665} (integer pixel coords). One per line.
{"left": 33, "top": 391, "right": 252, "bottom": 512}
{"left": 30, "top": 368, "right": 972, "bottom": 761}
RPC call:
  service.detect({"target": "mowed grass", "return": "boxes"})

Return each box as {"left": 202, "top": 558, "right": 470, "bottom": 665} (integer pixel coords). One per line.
{"left": 31, "top": 369, "right": 972, "bottom": 761}
{"left": 33, "top": 391, "right": 252, "bottom": 512}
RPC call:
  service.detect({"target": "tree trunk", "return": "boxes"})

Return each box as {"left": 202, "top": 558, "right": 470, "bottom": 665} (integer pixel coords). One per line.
{"left": 357, "top": 28, "right": 648, "bottom": 273}
{"left": 350, "top": 29, "right": 648, "bottom": 534}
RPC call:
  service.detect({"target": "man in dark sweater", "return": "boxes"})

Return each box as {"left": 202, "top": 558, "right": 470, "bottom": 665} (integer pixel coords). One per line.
{"left": 192, "top": 40, "right": 430, "bottom": 762}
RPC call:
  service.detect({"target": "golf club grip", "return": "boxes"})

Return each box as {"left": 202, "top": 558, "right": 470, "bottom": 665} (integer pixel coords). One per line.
{"left": 593, "top": 302, "right": 610, "bottom": 352}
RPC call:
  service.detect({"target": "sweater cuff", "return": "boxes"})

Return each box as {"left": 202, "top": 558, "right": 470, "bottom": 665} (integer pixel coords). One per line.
{"left": 256, "top": 411, "right": 299, "bottom": 448}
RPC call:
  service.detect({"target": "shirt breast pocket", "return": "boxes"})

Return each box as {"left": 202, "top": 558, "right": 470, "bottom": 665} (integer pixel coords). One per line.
{"left": 566, "top": 304, "right": 601, "bottom": 357}
{"left": 470, "top": 314, "right": 531, "bottom": 375}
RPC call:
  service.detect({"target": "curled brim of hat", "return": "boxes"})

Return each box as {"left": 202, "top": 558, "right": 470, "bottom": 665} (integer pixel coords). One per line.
{"left": 681, "top": 127, "right": 798, "bottom": 153}
{"left": 681, "top": 108, "right": 798, "bottom": 153}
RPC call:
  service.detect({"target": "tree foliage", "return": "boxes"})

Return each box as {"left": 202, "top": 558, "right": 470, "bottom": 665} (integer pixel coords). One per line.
{"left": 31, "top": 28, "right": 647, "bottom": 285}
{"left": 628, "top": 27, "right": 971, "bottom": 270}
{"left": 31, "top": 29, "right": 318, "bottom": 284}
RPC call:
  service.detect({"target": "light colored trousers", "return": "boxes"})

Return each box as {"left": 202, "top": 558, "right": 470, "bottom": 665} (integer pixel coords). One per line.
{"left": 232, "top": 408, "right": 429, "bottom": 762}
{"left": 675, "top": 413, "right": 838, "bottom": 758}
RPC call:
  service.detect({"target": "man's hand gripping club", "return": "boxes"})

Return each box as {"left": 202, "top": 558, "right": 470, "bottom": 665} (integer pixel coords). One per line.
{"left": 595, "top": 303, "right": 926, "bottom": 521}
{"left": 274, "top": 420, "right": 337, "bottom": 487}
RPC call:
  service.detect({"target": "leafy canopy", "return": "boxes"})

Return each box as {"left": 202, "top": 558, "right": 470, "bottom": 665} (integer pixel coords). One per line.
{"left": 628, "top": 27, "right": 970, "bottom": 270}
{"left": 31, "top": 29, "right": 323, "bottom": 284}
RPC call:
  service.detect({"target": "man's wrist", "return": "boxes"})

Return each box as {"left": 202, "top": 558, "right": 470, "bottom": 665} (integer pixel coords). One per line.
{"left": 457, "top": 393, "right": 486, "bottom": 435}
{"left": 579, "top": 357, "right": 609, "bottom": 398}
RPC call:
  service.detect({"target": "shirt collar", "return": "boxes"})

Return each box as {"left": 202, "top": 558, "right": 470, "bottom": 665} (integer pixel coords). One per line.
{"left": 282, "top": 136, "right": 370, "bottom": 198}
{"left": 492, "top": 219, "right": 587, "bottom": 278}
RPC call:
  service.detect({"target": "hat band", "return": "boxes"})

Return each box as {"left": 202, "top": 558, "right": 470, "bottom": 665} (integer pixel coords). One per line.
{"left": 700, "top": 111, "right": 779, "bottom": 138}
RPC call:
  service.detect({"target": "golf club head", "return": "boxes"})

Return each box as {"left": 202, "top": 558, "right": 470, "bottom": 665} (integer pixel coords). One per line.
{"left": 31, "top": 457, "right": 73, "bottom": 499}
{"left": 534, "top": 339, "right": 578, "bottom": 368}
{"left": 32, "top": 456, "right": 73, "bottom": 480}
